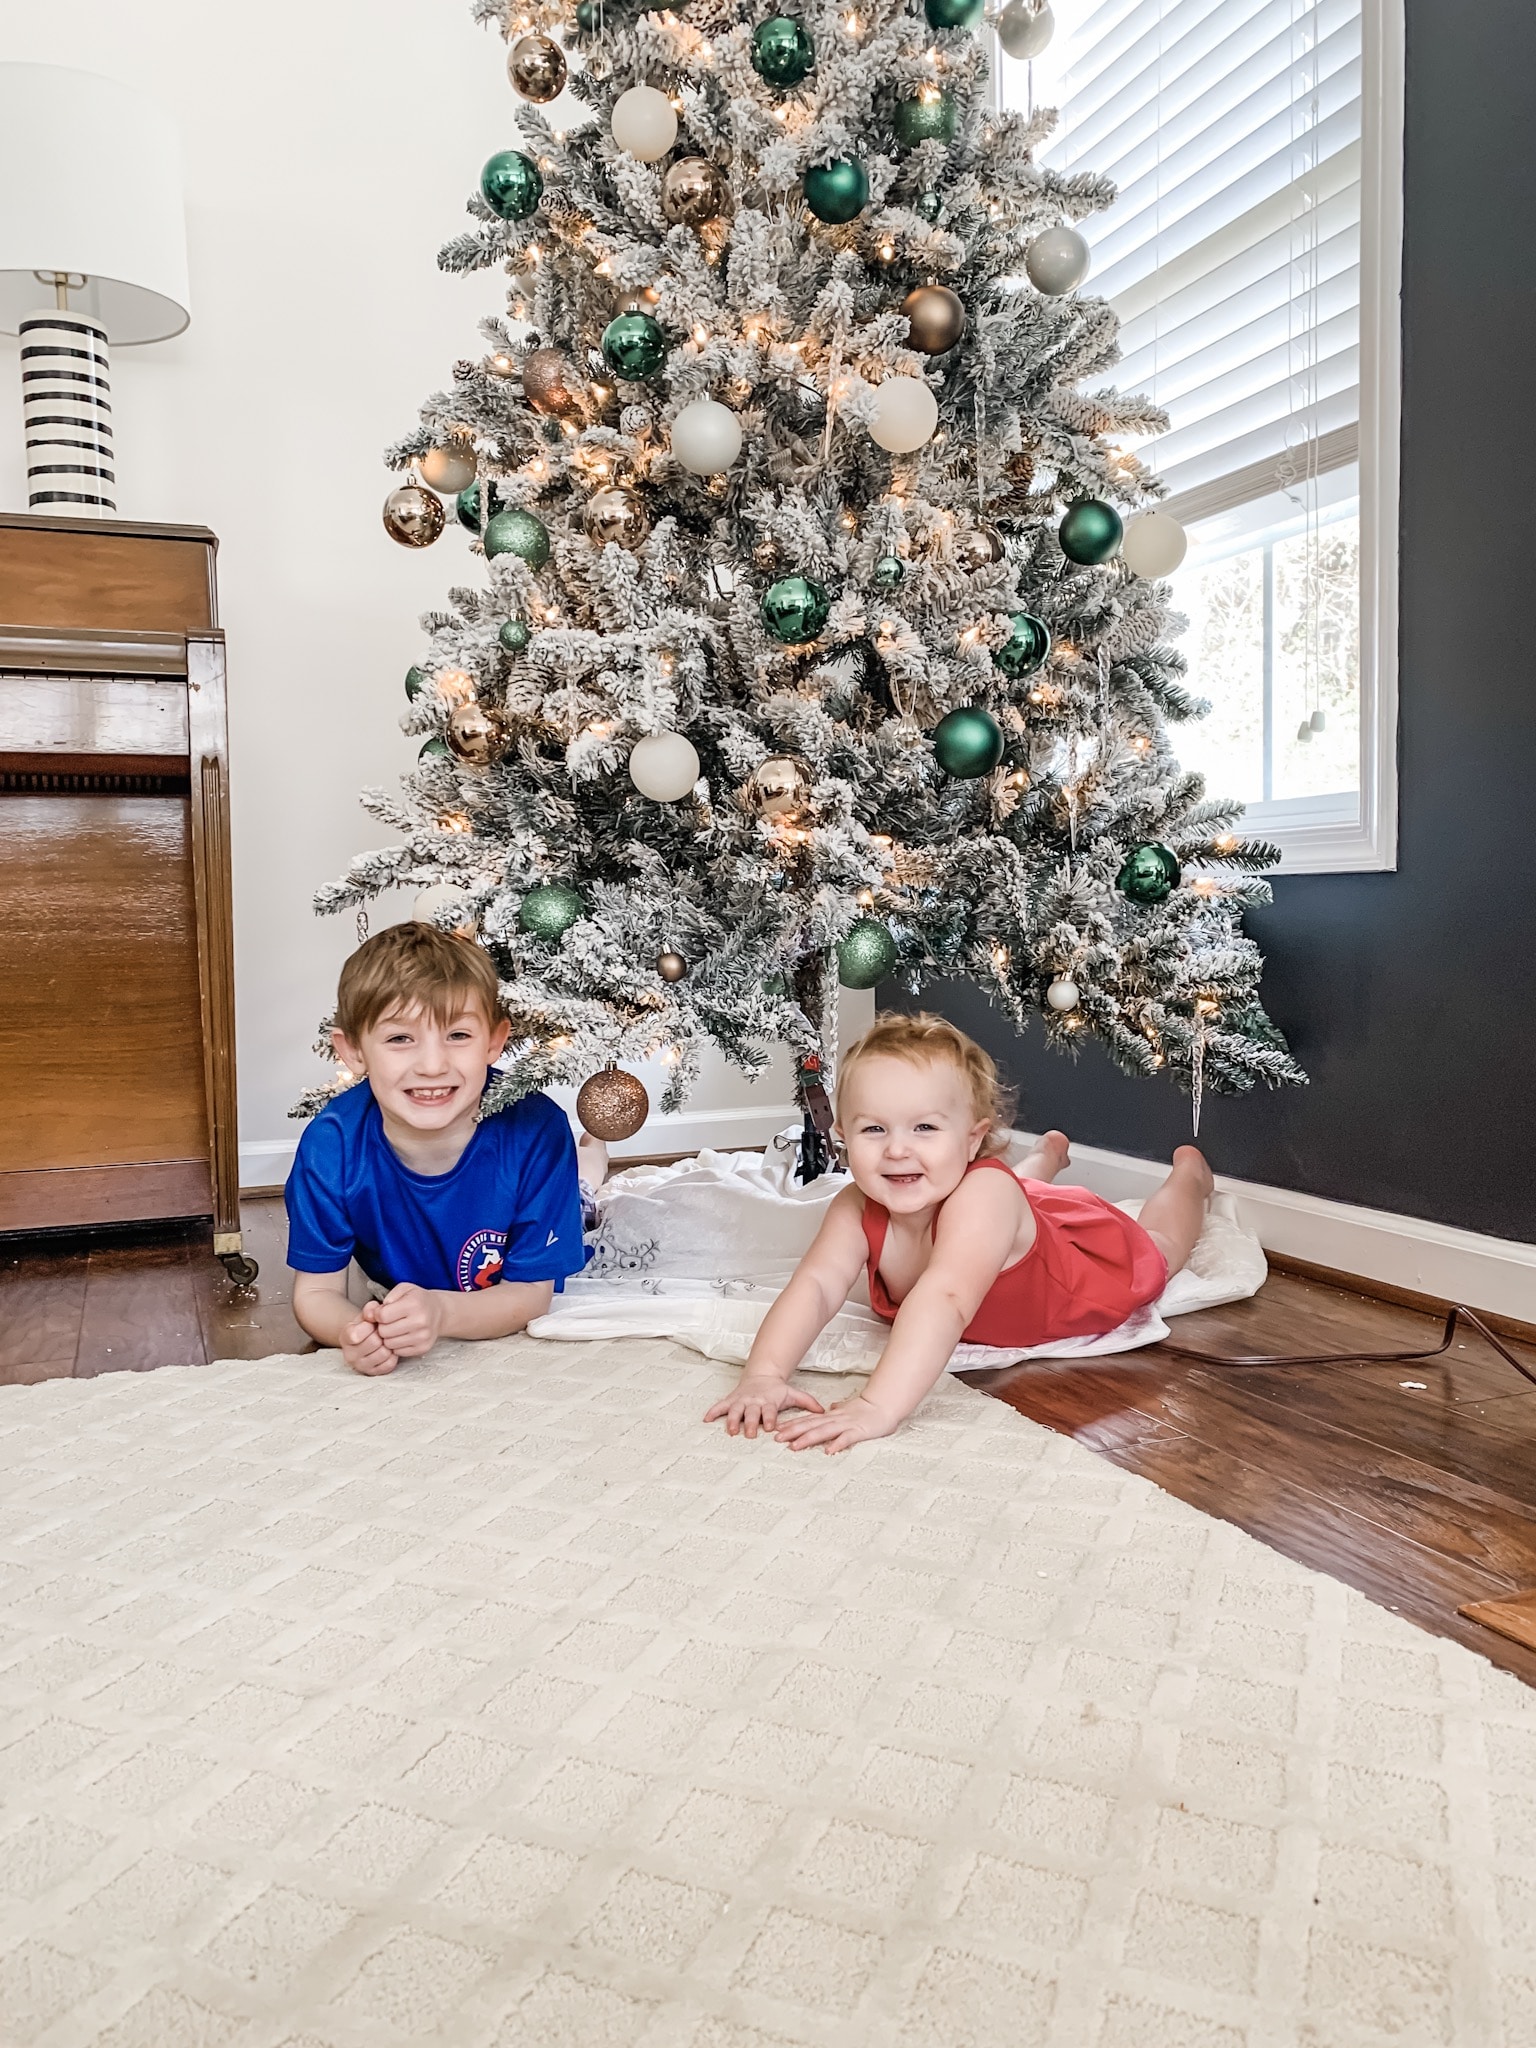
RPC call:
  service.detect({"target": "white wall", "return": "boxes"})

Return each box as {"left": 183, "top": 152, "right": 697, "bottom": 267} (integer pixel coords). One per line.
{"left": 0, "top": 0, "right": 844, "bottom": 1182}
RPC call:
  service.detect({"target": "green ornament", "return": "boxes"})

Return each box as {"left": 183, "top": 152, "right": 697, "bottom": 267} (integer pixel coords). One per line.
{"left": 480, "top": 148, "right": 544, "bottom": 221}
{"left": 405, "top": 665, "right": 427, "bottom": 700}
{"left": 994, "top": 611, "right": 1051, "bottom": 679}
{"left": 1117, "top": 842, "right": 1182, "bottom": 905}
{"left": 893, "top": 90, "right": 957, "bottom": 149}
{"left": 419, "top": 736, "right": 451, "bottom": 761}
{"left": 914, "top": 189, "right": 943, "bottom": 221}
{"left": 483, "top": 508, "right": 550, "bottom": 567}
{"left": 803, "top": 157, "right": 869, "bottom": 224}
{"left": 932, "top": 705, "right": 1004, "bottom": 779}
{"left": 575, "top": 0, "right": 605, "bottom": 24}
{"left": 498, "top": 618, "right": 532, "bottom": 653}
{"left": 871, "top": 554, "right": 906, "bottom": 593}
{"left": 837, "top": 918, "right": 898, "bottom": 990}
{"left": 751, "top": 14, "right": 816, "bottom": 87}
{"left": 518, "top": 882, "right": 586, "bottom": 938}
{"left": 455, "top": 481, "right": 510, "bottom": 532}
{"left": 925, "top": 0, "right": 984, "bottom": 25}
{"left": 762, "top": 574, "right": 831, "bottom": 643}
{"left": 1059, "top": 498, "right": 1124, "bottom": 565}
{"left": 600, "top": 311, "right": 669, "bottom": 381}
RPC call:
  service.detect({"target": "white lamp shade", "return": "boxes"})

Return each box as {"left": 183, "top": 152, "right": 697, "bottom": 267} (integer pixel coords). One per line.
{"left": 0, "top": 64, "right": 190, "bottom": 343}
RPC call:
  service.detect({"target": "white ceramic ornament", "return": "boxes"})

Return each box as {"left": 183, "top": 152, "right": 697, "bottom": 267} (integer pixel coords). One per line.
{"left": 628, "top": 730, "right": 701, "bottom": 801}
{"left": 996, "top": 0, "right": 1055, "bottom": 60}
{"left": 1025, "top": 224, "right": 1091, "bottom": 295}
{"left": 869, "top": 376, "right": 939, "bottom": 454}
{"left": 417, "top": 444, "right": 478, "bottom": 495}
{"left": 611, "top": 85, "right": 678, "bottom": 162}
{"left": 1045, "top": 977, "right": 1080, "bottom": 1012}
{"left": 414, "top": 883, "right": 472, "bottom": 925}
{"left": 1120, "top": 510, "right": 1189, "bottom": 578}
{"left": 671, "top": 398, "right": 743, "bottom": 475}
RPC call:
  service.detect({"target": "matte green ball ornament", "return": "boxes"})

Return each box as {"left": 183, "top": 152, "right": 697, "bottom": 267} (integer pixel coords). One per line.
{"left": 1059, "top": 498, "right": 1124, "bottom": 565}
{"left": 405, "top": 665, "right": 427, "bottom": 701}
{"left": 838, "top": 918, "right": 899, "bottom": 990}
{"left": 933, "top": 705, "right": 1005, "bottom": 779}
{"left": 751, "top": 15, "right": 816, "bottom": 87}
{"left": 600, "top": 311, "right": 669, "bottom": 380}
{"left": 498, "top": 618, "right": 531, "bottom": 653}
{"left": 762, "top": 574, "right": 831, "bottom": 643}
{"left": 803, "top": 157, "right": 869, "bottom": 224}
{"left": 994, "top": 611, "right": 1051, "bottom": 679}
{"left": 483, "top": 508, "right": 550, "bottom": 567}
{"left": 419, "top": 736, "right": 451, "bottom": 761}
{"left": 518, "top": 882, "right": 586, "bottom": 938}
{"left": 925, "top": 0, "right": 984, "bottom": 26}
{"left": 479, "top": 148, "right": 544, "bottom": 221}
{"left": 871, "top": 554, "right": 905, "bottom": 593}
{"left": 1116, "top": 842, "right": 1182, "bottom": 905}
{"left": 893, "top": 90, "right": 957, "bottom": 148}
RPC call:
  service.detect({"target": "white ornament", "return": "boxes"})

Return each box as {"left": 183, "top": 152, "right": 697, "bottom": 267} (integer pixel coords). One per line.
{"left": 414, "top": 882, "right": 471, "bottom": 926}
{"left": 869, "top": 376, "right": 939, "bottom": 454}
{"left": 1045, "top": 977, "right": 1080, "bottom": 1012}
{"left": 1025, "top": 224, "right": 1091, "bottom": 295}
{"left": 1310, "top": 707, "right": 1327, "bottom": 731}
{"left": 671, "top": 398, "right": 743, "bottom": 475}
{"left": 1120, "top": 510, "right": 1188, "bottom": 579}
{"left": 611, "top": 85, "right": 678, "bottom": 162}
{"left": 417, "top": 444, "right": 478, "bottom": 495}
{"left": 996, "top": 0, "right": 1055, "bottom": 60}
{"left": 628, "top": 730, "right": 701, "bottom": 801}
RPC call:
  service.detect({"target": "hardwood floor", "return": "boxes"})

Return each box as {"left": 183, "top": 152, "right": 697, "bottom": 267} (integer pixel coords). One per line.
{"left": 3, "top": 1196, "right": 1534, "bottom": 1684}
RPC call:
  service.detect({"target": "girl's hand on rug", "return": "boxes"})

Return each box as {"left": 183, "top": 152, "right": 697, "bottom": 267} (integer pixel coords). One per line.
{"left": 774, "top": 1393, "right": 898, "bottom": 1454}
{"left": 341, "top": 1305, "right": 399, "bottom": 1377}
{"left": 704, "top": 1373, "right": 825, "bottom": 1438}
{"left": 375, "top": 1283, "right": 445, "bottom": 1359}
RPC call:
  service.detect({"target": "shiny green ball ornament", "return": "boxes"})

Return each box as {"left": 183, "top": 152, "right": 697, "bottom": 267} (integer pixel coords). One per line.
{"left": 518, "top": 882, "right": 586, "bottom": 938}
{"left": 837, "top": 918, "right": 898, "bottom": 990}
{"left": 479, "top": 148, "right": 544, "bottom": 221}
{"left": 498, "top": 618, "right": 531, "bottom": 653}
{"left": 893, "top": 91, "right": 957, "bottom": 148}
{"left": 751, "top": 15, "right": 816, "bottom": 87}
{"left": 405, "top": 665, "right": 427, "bottom": 701}
{"left": 994, "top": 611, "right": 1051, "bottom": 679}
{"left": 575, "top": 0, "right": 604, "bottom": 26}
{"left": 803, "top": 157, "right": 869, "bottom": 224}
{"left": 924, "top": 0, "right": 984, "bottom": 26}
{"left": 871, "top": 554, "right": 906, "bottom": 593}
{"left": 600, "top": 311, "right": 669, "bottom": 381}
{"left": 483, "top": 507, "right": 550, "bottom": 567}
{"left": 1116, "top": 842, "right": 1182, "bottom": 905}
{"left": 456, "top": 482, "right": 509, "bottom": 532}
{"left": 419, "top": 736, "right": 451, "bottom": 761}
{"left": 1059, "top": 498, "right": 1124, "bottom": 565}
{"left": 933, "top": 705, "right": 1005, "bottom": 779}
{"left": 762, "top": 574, "right": 831, "bottom": 643}
{"left": 915, "top": 189, "right": 943, "bottom": 221}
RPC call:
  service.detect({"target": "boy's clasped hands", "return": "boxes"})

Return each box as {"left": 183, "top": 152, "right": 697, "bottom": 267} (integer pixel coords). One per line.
{"left": 339, "top": 1285, "right": 446, "bottom": 1376}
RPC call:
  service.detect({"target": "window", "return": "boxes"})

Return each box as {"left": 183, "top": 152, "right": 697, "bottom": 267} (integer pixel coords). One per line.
{"left": 999, "top": 0, "right": 1403, "bottom": 870}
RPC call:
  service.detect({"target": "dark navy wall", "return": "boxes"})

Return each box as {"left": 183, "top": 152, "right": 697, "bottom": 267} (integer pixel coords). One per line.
{"left": 901, "top": 0, "right": 1536, "bottom": 1246}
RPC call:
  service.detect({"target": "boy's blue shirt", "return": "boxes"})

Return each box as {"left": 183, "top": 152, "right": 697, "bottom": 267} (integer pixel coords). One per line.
{"left": 285, "top": 1073, "right": 589, "bottom": 1294}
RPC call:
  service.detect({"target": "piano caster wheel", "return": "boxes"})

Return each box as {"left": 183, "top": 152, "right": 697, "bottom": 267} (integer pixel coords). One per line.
{"left": 219, "top": 1252, "right": 260, "bottom": 1289}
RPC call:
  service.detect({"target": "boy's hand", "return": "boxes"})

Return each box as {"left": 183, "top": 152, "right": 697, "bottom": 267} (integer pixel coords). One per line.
{"left": 341, "top": 1303, "right": 399, "bottom": 1377}
{"left": 374, "top": 1283, "right": 445, "bottom": 1359}
{"left": 704, "top": 1372, "right": 825, "bottom": 1439}
{"left": 774, "top": 1392, "right": 900, "bottom": 1455}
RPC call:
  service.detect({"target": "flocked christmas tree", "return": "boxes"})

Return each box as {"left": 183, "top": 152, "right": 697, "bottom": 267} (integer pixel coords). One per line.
{"left": 315, "top": 0, "right": 1305, "bottom": 1165}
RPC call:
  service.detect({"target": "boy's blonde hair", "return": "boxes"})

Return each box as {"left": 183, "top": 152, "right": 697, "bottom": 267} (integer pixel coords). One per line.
{"left": 835, "top": 1011, "right": 1015, "bottom": 1157}
{"left": 335, "top": 922, "right": 505, "bottom": 1041}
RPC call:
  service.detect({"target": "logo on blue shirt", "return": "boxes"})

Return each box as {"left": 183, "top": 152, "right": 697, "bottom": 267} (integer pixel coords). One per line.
{"left": 457, "top": 1229, "right": 508, "bottom": 1291}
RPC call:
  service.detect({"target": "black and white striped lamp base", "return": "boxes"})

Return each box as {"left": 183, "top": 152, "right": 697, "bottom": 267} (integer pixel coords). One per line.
{"left": 19, "top": 308, "right": 115, "bottom": 514}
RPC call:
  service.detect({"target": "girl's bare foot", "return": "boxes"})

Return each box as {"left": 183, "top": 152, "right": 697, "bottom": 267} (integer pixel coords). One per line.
{"left": 1172, "top": 1144, "right": 1215, "bottom": 1200}
{"left": 1015, "top": 1129, "right": 1071, "bottom": 1182}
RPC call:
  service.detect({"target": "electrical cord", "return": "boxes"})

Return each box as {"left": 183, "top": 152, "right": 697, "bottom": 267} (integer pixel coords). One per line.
{"left": 1161, "top": 1304, "right": 1536, "bottom": 1391}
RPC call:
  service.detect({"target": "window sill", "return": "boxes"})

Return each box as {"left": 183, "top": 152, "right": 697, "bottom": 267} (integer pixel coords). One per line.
{"left": 1245, "top": 792, "right": 1397, "bottom": 875}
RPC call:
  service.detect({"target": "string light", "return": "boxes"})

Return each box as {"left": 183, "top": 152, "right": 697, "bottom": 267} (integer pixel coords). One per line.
{"left": 844, "top": 10, "right": 861, "bottom": 30}
{"left": 1215, "top": 833, "right": 1239, "bottom": 852}
{"left": 439, "top": 812, "right": 471, "bottom": 833}
{"left": 434, "top": 669, "right": 476, "bottom": 706}
{"left": 858, "top": 888, "right": 875, "bottom": 908}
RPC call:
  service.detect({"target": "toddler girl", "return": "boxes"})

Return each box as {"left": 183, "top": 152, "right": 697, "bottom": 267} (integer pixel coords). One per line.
{"left": 705, "top": 1012, "right": 1213, "bottom": 1453}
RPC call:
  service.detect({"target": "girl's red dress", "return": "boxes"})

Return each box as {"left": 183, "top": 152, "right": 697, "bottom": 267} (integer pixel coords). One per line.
{"left": 861, "top": 1155, "right": 1168, "bottom": 1346}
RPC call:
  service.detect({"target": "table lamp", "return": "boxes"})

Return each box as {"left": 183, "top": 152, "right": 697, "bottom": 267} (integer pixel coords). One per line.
{"left": 0, "top": 63, "right": 190, "bottom": 515}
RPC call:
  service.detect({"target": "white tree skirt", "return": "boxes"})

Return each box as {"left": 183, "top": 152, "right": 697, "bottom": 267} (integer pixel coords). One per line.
{"left": 2, "top": 1337, "right": 1533, "bottom": 2047}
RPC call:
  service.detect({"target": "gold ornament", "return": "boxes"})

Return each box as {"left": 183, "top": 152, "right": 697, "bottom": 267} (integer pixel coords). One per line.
{"left": 576, "top": 1066, "right": 650, "bottom": 1141}
{"left": 446, "top": 700, "right": 507, "bottom": 766}
{"left": 507, "top": 32, "right": 567, "bottom": 102}
{"left": 954, "top": 525, "right": 1006, "bottom": 571}
{"left": 901, "top": 283, "right": 968, "bottom": 354}
{"left": 657, "top": 949, "right": 689, "bottom": 981}
{"left": 751, "top": 535, "right": 781, "bottom": 572}
{"left": 382, "top": 483, "right": 446, "bottom": 548}
{"left": 584, "top": 483, "right": 649, "bottom": 550}
{"left": 521, "top": 347, "right": 586, "bottom": 421}
{"left": 662, "top": 157, "right": 731, "bottom": 227}
{"left": 418, "top": 442, "right": 478, "bottom": 495}
{"left": 747, "top": 755, "right": 810, "bottom": 819}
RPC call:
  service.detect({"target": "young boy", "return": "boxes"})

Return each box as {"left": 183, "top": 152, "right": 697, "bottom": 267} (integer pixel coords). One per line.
{"left": 286, "top": 922, "right": 602, "bottom": 1376}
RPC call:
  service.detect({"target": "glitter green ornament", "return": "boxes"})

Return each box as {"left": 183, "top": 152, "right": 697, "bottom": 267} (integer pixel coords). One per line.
{"left": 1059, "top": 498, "right": 1124, "bottom": 565}
{"left": 803, "top": 157, "right": 869, "bottom": 224}
{"left": 893, "top": 91, "right": 957, "bottom": 149}
{"left": 924, "top": 0, "right": 984, "bottom": 25}
{"left": 871, "top": 554, "right": 906, "bottom": 593}
{"left": 518, "top": 882, "right": 586, "bottom": 938}
{"left": 600, "top": 311, "right": 669, "bottom": 380}
{"left": 483, "top": 508, "right": 550, "bottom": 567}
{"left": 498, "top": 618, "right": 531, "bottom": 653}
{"left": 932, "top": 705, "right": 1004, "bottom": 778}
{"left": 761, "top": 574, "right": 831, "bottom": 643}
{"left": 837, "top": 918, "right": 898, "bottom": 989}
{"left": 751, "top": 14, "right": 816, "bottom": 87}
{"left": 1117, "top": 843, "right": 1182, "bottom": 905}
{"left": 994, "top": 612, "right": 1051, "bottom": 679}
{"left": 479, "top": 148, "right": 544, "bottom": 221}
{"left": 405, "top": 665, "right": 428, "bottom": 700}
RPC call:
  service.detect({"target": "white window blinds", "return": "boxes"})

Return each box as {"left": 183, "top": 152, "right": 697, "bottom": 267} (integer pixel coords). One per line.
{"left": 1034, "top": 0, "right": 1362, "bottom": 510}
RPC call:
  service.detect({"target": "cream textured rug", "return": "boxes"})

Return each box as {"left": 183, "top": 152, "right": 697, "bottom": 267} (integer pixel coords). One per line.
{"left": 2, "top": 1338, "right": 1534, "bottom": 2048}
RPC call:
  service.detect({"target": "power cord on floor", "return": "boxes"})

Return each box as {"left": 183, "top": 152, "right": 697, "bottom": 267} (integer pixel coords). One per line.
{"left": 1162, "top": 1304, "right": 1536, "bottom": 1390}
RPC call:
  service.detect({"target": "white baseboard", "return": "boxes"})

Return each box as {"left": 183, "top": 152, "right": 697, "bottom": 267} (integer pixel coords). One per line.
{"left": 1028, "top": 1134, "right": 1536, "bottom": 1325}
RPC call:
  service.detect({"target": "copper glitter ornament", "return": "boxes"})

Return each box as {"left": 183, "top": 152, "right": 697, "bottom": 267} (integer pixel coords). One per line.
{"left": 662, "top": 157, "right": 730, "bottom": 227}
{"left": 382, "top": 483, "right": 446, "bottom": 548}
{"left": 576, "top": 1066, "right": 650, "bottom": 1141}
{"left": 446, "top": 700, "right": 507, "bottom": 766}
{"left": 583, "top": 483, "right": 649, "bottom": 550}
{"left": 521, "top": 347, "right": 586, "bottom": 421}
{"left": 507, "top": 32, "right": 567, "bottom": 102}
{"left": 901, "top": 283, "right": 967, "bottom": 354}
